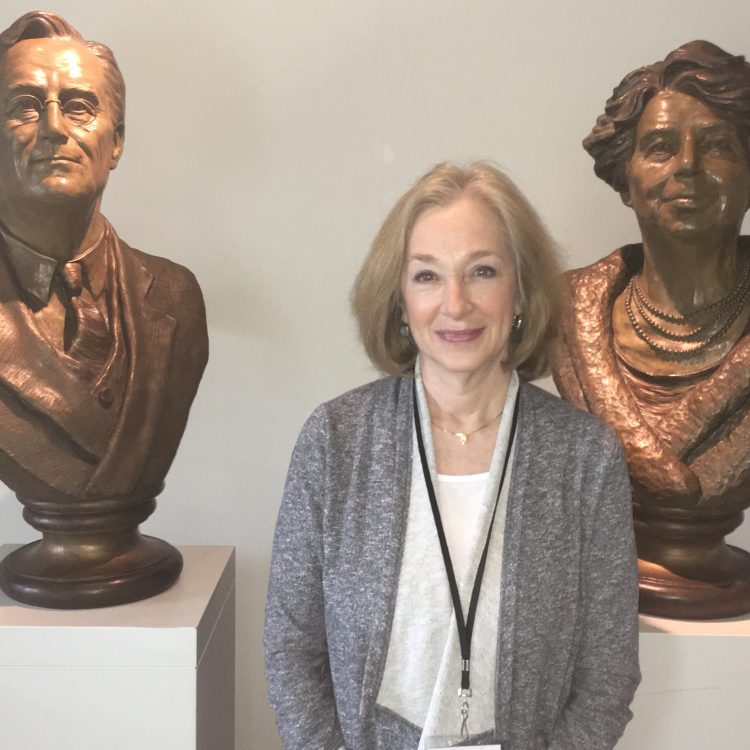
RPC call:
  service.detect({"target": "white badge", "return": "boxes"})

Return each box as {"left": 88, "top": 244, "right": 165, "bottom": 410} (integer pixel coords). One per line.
{"left": 424, "top": 740, "right": 501, "bottom": 750}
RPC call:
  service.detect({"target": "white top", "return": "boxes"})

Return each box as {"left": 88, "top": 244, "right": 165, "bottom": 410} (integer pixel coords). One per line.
{"left": 376, "top": 367, "right": 519, "bottom": 748}
{"left": 436, "top": 472, "right": 489, "bottom": 584}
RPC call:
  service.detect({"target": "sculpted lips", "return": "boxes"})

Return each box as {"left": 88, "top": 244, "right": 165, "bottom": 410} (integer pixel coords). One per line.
{"left": 436, "top": 327, "right": 483, "bottom": 343}
{"left": 30, "top": 153, "right": 81, "bottom": 164}
{"left": 663, "top": 188, "right": 699, "bottom": 206}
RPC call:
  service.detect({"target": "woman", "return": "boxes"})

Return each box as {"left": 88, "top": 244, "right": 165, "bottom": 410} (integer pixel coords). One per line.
{"left": 552, "top": 41, "right": 750, "bottom": 618}
{"left": 266, "top": 162, "right": 639, "bottom": 749}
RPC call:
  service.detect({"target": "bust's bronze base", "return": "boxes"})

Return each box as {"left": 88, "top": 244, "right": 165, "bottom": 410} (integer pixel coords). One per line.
{"left": 635, "top": 504, "right": 750, "bottom": 619}
{"left": 638, "top": 553, "right": 750, "bottom": 620}
{"left": 0, "top": 534, "right": 183, "bottom": 609}
{"left": 0, "top": 488, "right": 182, "bottom": 609}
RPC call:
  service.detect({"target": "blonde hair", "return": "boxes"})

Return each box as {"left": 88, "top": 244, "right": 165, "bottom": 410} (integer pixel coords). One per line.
{"left": 351, "top": 161, "right": 563, "bottom": 380}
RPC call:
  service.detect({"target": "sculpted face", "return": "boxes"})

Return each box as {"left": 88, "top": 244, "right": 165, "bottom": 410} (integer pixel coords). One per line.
{"left": 401, "top": 195, "right": 519, "bottom": 382}
{"left": 622, "top": 91, "right": 750, "bottom": 243}
{"left": 0, "top": 37, "right": 123, "bottom": 208}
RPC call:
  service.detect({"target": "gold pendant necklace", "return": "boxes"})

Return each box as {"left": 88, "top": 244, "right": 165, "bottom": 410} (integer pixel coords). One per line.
{"left": 432, "top": 409, "right": 503, "bottom": 446}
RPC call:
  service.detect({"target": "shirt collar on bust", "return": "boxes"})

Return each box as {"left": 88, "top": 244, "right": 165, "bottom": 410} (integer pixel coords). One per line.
{"left": 1, "top": 229, "right": 57, "bottom": 305}
{"left": 0, "top": 223, "right": 108, "bottom": 304}
{"left": 69, "top": 229, "right": 108, "bottom": 300}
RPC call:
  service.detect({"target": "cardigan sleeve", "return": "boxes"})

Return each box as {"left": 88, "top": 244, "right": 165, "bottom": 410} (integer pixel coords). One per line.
{"left": 264, "top": 407, "right": 347, "bottom": 750}
{"left": 546, "top": 434, "right": 641, "bottom": 750}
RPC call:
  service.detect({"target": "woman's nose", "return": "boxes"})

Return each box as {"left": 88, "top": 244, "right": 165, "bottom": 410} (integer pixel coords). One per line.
{"left": 442, "top": 278, "right": 471, "bottom": 318}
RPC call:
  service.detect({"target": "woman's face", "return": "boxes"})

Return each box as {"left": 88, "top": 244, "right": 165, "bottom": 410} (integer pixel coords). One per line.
{"left": 401, "top": 195, "right": 518, "bottom": 382}
{"left": 623, "top": 91, "right": 750, "bottom": 244}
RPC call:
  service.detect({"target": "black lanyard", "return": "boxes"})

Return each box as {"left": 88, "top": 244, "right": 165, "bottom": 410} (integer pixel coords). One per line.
{"left": 412, "top": 379, "right": 520, "bottom": 694}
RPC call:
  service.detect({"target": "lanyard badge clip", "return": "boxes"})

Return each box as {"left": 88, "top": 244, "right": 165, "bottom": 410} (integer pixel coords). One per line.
{"left": 458, "top": 686, "right": 472, "bottom": 740}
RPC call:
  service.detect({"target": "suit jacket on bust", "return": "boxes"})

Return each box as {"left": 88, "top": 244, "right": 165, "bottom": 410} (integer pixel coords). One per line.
{"left": 265, "top": 377, "right": 640, "bottom": 750}
{"left": 0, "top": 218, "right": 208, "bottom": 503}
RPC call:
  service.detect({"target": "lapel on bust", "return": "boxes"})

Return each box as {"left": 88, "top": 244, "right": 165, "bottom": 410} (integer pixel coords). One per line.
{"left": 85, "top": 233, "right": 176, "bottom": 497}
{"left": 0, "top": 241, "right": 118, "bottom": 460}
{"left": 564, "top": 248, "right": 699, "bottom": 498}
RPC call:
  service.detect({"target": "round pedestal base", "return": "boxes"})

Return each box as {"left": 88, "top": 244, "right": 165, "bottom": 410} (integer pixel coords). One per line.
{"left": 634, "top": 502, "right": 750, "bottom": 619}
{"left": 638, "top": 545, "right": 750, "bottom": 619}
{"left": 0, "top": 535, "right": 183, "bottom": 609}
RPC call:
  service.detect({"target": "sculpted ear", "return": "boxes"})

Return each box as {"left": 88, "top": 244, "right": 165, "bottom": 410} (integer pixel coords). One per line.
{"left": 109, "top": 124, "right": 125, "bottom": 170}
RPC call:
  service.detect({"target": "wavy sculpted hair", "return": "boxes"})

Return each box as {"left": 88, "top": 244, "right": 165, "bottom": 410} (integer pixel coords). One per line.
{"left": 0, "top": 11, "right": 126, "bottom": 128}
{"left": 584, "top": 40, "right": 750, "bottom": 193}
{"left": 351, "top": 162, "right": 563, "bottom": 381}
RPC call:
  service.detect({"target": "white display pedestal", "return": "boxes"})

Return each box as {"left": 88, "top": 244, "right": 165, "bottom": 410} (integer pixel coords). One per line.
{"left": 618, "top": 612, "right": 750, "bottom": 749}
{"left": 0, "top": 544, "right": 235, "bottom": 750}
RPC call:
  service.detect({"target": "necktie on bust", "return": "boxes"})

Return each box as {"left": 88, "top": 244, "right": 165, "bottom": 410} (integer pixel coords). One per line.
{"left": 59, "top": 261, "right": 112, "bottom": 374}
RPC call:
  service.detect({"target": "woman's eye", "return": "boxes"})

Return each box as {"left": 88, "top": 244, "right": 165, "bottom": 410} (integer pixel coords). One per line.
{"left": 413, "top": 270, "right": 437, "bottom": 283}
{"left": 473, "top": 265, "right": 497, "bottom": 278}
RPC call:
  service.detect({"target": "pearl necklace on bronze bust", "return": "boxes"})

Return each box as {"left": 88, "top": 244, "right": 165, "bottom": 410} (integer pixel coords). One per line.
{"left": 624, "top": 262, "right": 750, "bottom": 360}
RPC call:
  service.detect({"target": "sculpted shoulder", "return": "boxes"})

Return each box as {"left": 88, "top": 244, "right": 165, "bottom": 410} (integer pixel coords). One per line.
{"left": 520, "top": 380, "right": 618, "bottom": 446}
{"left": 564, "top": 245, "right": 641, "bottom": 298}
{"left": 113, "top": 233, "right": 209, "bottom": 372}
{"left": 118, "top": 236, "right": 206, "bottom": 319}
{"left": 124, "top": 242, "right": 204, "bottom": 300}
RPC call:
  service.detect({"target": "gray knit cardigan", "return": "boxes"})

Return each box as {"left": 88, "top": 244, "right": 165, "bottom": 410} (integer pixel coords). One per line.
{"left": 265, "top": 377, "right": 640, "bottom": 750}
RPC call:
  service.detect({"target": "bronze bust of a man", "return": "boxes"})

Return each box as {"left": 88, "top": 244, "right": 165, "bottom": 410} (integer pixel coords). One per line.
{"left": 0, "top": 12, "right": 208, "bottom": 607}
{"left": 553, "top": 41, "right": 750, "bottom": 618}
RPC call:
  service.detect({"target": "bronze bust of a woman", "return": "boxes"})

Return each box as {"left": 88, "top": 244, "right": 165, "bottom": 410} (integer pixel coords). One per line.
{"left": 553, "top": 41, "right": 750, "bottom": 618}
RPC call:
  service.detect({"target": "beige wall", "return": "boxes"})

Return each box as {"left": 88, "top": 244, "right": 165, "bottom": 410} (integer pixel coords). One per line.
{"left": 1, "top": 2, "right": 749, "bottom": 747}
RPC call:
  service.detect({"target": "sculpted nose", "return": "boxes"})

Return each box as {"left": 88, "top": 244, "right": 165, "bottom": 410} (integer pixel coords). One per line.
{"left": 675, "top": 137, "right": 699, "bottom": 177}
{"left": 38, "top": 100, "right": 68, "bottom": 142}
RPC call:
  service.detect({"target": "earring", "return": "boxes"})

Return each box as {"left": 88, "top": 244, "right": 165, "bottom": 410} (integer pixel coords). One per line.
{"left": 399, "top": 323, "right": 410, "bottom": 338}
{"left": 512, "top": 314, "right": 523, "bottom": 331}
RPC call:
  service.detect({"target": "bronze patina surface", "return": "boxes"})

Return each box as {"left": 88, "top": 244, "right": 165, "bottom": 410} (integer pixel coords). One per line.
{"left": 553, "top": 41, "right": 750, "bottom": 619}
{"left": 0, "top": 12, "right": 208, "bottom": 608}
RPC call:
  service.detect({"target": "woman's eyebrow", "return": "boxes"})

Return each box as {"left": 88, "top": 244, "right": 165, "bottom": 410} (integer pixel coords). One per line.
{"left": 407, "top": 250, "right": 498, "bottom": 263}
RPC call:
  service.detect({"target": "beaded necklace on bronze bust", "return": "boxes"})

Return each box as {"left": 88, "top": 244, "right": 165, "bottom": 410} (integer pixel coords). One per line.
{"left": 624, "top": 261, "right": 750, "bottom": 360}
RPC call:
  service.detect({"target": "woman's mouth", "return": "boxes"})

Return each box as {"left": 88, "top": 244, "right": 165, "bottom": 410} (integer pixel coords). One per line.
{"left": 436, "top": 328, "right": 483, "bottom": 343}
